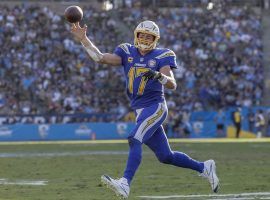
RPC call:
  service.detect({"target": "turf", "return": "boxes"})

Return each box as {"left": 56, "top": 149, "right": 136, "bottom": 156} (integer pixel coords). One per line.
{"left": 0, "top": 140, "right": 269, "bottom": 200}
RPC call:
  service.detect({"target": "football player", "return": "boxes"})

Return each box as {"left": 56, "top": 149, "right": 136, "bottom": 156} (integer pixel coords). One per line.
{"left": 71, "top": 20, "right": 219, "bottom": 199}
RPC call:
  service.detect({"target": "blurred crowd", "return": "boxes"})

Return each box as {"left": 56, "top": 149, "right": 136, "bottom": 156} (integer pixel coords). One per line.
{"left": 121, "top": 2, "right": 263, "bottom": 130}
{"left": 0, "top": 4, "right": 129, "bottom": 123}
{"left": 0, "top": 2, "right": 263, "bottom": 125}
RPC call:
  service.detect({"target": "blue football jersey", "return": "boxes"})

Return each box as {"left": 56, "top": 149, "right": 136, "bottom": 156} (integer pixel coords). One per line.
{"left": 114, "top": 43, "right": 177, "bottom": 109}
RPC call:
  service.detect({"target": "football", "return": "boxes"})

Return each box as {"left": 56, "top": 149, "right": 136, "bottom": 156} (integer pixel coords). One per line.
{"left": 64, "top": 5, "right": 83, "bottom": 23}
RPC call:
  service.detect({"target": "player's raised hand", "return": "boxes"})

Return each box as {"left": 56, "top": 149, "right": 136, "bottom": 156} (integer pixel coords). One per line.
{"left": 142, "top": 69, "right": 162, "bottom": 80}
{"left": 70, "top": 22, "right": 87, "bottom": 42}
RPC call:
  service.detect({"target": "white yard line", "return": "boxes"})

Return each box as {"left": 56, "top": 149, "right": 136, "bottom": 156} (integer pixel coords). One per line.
{"left": 207, "top": 198, "right": 256, "bottom": 200}
{"left": 206, "top": 198, "right": 255, "bottom": 200}
{"left": 138, "top": 192, "right": 270, "bottom": 199}
{"left": 0, "top": 178, "right": 48, "bottom": 186}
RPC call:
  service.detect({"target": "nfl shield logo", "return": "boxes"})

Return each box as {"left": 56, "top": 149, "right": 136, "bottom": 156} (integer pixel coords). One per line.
{"left": 148, "top": 59, "right": 156, "bottom": 68}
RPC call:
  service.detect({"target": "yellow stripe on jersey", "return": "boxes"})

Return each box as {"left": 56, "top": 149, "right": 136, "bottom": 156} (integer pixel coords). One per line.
{"left": 155, "top": 50, "right": 175, "bottom": 59}
{"left": 142, "top": 105, "right": 164, "bottom": 133}
{"left": 128, "top": 67, "right": 135, "bottom": 94}
{"left": 118, "top": 43, "right": 130, "bottom": 54}
{"left": 128, "top": 67, "right": 149, "bottom": 95}
{"left": 136, "top": 68, "right": 149, "bottom": 95}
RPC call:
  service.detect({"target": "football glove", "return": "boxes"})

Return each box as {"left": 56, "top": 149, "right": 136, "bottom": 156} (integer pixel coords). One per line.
{"left": 142, "top": 69, "right": 162, "bottom": 80}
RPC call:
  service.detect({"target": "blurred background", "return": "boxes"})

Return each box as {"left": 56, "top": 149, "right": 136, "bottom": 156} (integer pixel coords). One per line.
{"left": 0, "top": 0, "right": 270, "bottom": 141}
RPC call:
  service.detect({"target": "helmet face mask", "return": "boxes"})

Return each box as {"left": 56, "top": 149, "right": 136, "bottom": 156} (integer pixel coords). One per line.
{"left": 136, "top": 32, "right": 155, "bottom": 49}
{"left": 134, "top": 20, "right": 160, "bottom": 51}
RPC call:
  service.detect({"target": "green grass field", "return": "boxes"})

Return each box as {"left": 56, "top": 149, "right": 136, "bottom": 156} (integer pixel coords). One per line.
{"left": 0, "top": 139, "right": 269, "bottom": 200}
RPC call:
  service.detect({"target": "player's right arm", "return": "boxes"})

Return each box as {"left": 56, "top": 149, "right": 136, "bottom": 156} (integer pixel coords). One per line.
{"left": 70, "top": 22, "right": 121, "bottom": 66}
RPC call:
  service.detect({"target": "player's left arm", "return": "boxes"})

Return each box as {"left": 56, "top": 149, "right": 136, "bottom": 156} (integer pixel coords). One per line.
{"left": 159, "top": 66, "right": 177, "bottom": 90}
{"left": 142, "top": 49, "right": 178, "bottom": 90}
{"left": 142, "top": 66, "right": 177, "bottom": 90}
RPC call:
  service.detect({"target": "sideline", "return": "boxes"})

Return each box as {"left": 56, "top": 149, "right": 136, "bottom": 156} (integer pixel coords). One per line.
{"left": 0, "top": 138, "right": 269, "bottom": 145}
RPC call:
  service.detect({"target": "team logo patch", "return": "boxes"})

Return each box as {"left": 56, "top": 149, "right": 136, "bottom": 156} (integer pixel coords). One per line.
{"left": 128, "top": 57, "right": 133, "bottom": 63}
{"left": 140, "top": 58, "right": 144, "bottom": 62}
{"left": 148, "top": 59, "right": 156, "bottom": 68}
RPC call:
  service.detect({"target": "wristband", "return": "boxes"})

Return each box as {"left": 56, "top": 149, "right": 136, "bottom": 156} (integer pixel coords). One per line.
{"left": 82, "top": 45, "right": 103, "bottom": 62}
{"left": 155, "top": 72, "right": 162, "bottom": 79}
{"left": 158, "top": 76, "right": 168, "bottom": 85}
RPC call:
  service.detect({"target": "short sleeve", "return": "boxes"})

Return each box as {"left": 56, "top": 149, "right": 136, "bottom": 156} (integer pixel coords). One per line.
{"left": 113, "top": 43, "right": 131, "bottom": 66}
{"left": 157, "top": 49, "right": 178, "bottom": 71}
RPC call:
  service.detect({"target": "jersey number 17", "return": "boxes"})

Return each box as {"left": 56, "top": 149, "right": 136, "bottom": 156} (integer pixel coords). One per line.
{"left": 128, "top": 67, "right": 149, "bottom": 95}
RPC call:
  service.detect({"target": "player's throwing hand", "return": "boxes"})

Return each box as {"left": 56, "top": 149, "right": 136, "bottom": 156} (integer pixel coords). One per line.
{"left": 70, "top": 22, "right": 88, "bottom": 42}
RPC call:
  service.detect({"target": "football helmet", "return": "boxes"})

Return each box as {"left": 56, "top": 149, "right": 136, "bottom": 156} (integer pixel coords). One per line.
{"left": 134, "top": 20, "right": 160, "bottom": 51}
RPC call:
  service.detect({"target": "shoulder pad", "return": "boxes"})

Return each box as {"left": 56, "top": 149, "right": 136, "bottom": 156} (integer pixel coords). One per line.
{"left": 118, "top": 43, "right": 131, "bottom": 55}
{"left": 155, "top": 49, "right": 176, "bottom": 59}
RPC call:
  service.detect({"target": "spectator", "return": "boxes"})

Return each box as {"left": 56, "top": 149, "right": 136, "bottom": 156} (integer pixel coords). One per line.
{"left": 248, "top": 109, "right": 255, "bottom": 133}
{"left": 232, "top": 107, "right": 242, "bottom": 138}
{"left": 0, "top": 2, "right": 263, "bottom": 123}
{"left": 214, "top": 108, "right": 226, "bottom": 137}
{"left": 255, "top": 109, "right": 265, "bottom": 138}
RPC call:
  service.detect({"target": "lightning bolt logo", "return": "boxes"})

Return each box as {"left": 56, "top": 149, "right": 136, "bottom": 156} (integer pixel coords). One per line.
{"left": 141, "top": 105, "right": 164, "bottom": 134}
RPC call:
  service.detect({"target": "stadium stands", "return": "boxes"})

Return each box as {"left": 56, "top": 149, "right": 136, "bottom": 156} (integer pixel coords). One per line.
{"left": 0, "top": 1, "right": 263, "bottom": 124}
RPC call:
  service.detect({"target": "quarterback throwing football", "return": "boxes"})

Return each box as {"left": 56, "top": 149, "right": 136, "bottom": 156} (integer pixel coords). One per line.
{"left": 70, "top": 20, "right": 219, "bottom": 199}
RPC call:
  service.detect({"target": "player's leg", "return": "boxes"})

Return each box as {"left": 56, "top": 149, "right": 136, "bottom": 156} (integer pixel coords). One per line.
{"left": 145, "top": 126, "right": 219, "bottom": 192}
{"left": 144, "top": 126, "right": 204, "bottom": 172}
{"left": 122, "top": 137, "right": 142, "bottom": 185}
{"left": 101, "top": 136, "right": 142, "bottom": 199}
{"left": 123, "top": 102, "right": 167, "bottom": 184}
{"left": 101, "top": 102, "right": 167, "bottom": 198}
{"left": 236, "top": 123, "right": 241, "bottom": 138}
